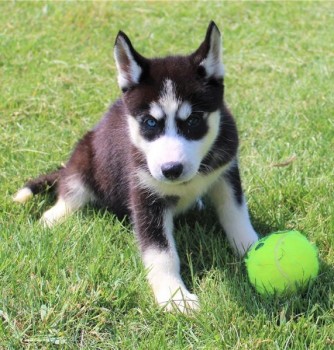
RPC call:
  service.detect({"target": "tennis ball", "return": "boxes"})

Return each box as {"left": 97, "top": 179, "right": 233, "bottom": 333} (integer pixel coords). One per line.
{"left": 245, "top": 231, "right": 319, "bottom": 295}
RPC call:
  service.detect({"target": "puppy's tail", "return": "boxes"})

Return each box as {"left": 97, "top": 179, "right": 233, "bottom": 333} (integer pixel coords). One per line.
{"left": 13, "top": 167, "right": 64, "bottom": 203}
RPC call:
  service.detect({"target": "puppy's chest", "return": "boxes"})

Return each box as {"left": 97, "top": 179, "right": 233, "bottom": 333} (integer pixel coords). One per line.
{"left": 173, "top": 170, "right": 223, "bottom": 213}
{"left": 139, "top": 165, "right": 229, "bottom": 214}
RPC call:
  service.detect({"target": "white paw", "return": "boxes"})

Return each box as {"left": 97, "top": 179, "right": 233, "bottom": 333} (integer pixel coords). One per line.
{"left": 40, "top": 199, "right": 68, "bottom": 228}
{"left": 40, "top": 213, "right": 56, "bottom": 228}
{"left": 156, "top": 286, "right": 199, "bottom": 313}
{"left": 234, "top": 231, "right": 259, "bottom": 256}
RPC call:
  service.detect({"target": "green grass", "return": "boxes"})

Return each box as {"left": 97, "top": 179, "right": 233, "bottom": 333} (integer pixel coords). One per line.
{"left": 1, "top": 1, "right": 333, "bottom": 349}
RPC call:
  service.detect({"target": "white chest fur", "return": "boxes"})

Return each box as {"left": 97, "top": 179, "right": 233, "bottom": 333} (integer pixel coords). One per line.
{"left": 137, "top": 162, "right": 232, "bottom": 214}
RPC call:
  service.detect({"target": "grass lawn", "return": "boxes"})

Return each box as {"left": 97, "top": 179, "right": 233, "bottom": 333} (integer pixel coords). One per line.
{"left": 1, "top": 1, "right": 333, "bottom": 349}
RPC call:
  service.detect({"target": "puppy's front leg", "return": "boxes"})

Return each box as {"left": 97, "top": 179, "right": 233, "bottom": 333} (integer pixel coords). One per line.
{"left": 209, "top": 163, "right": 259, "bottom": 256}
{"left": 131, "top": 189, "right": 198, "bottom": 313}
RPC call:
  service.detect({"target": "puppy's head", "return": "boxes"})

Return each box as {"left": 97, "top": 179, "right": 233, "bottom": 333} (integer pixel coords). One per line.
{"left": 114, "top": 22, "right": 225, "bottom": 184}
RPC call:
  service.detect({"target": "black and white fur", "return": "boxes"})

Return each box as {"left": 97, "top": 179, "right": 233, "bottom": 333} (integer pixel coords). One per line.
{"left": 14, "top": 22, "right": 258, "bottom": 313}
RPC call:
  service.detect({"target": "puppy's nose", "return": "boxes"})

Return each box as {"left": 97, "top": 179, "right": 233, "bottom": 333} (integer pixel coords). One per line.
{"left": 161, "top": 162, "right": 183, "bottom": 180}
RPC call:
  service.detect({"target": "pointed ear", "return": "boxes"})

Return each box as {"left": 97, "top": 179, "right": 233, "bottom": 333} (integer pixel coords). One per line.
{"left": 192, "top": 21, "right": 224, "bottom": 80}
{"left": 114, "top": 31, "right": 147, "bottom": 91}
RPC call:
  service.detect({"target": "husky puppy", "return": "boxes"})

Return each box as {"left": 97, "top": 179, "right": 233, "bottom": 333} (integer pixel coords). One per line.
{"left": 14, "top": 22, "right": 258, "bottom": 313}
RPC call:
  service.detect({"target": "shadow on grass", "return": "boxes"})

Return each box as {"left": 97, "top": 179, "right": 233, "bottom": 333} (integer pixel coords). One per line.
{"left": 17, "top": 191, "right": 57, "bottom": 222}
{"left": 22, "top": 193, "right": 333, "bottom": 323}
{"left": 174, "top": 205, "right": 333, "bottom": 325}
{"left": 233, "top": 259, "right": 334, "bottom": 326}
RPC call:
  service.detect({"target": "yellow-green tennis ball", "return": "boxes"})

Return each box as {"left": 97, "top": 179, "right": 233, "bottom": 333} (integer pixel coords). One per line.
{"left": 245, "top": 231, "right": 319, "bottom": 295}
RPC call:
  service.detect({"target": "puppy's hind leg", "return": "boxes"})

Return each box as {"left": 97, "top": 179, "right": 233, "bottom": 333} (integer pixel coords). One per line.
{"left": 41, "top": 175, "right": 93, "bottom": 228}
{"left": 41, "top": 131, "right": 96, "bottom": 228}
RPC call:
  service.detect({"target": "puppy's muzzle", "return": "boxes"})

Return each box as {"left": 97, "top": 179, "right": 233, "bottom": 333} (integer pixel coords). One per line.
{"left": 161, "top": 162, "right": 183, "bottom": 180}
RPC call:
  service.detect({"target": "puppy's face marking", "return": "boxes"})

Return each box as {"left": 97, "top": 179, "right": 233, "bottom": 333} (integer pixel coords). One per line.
{"left": 127, "top": 79, "right": 221, "bottom": 184}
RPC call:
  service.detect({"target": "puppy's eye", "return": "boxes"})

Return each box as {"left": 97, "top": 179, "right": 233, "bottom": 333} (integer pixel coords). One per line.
{"left": 143, "top": 117, "right": 158, "bottom": 128}
{"left": 186, "top": 115, "right": 201, "bottom": 127}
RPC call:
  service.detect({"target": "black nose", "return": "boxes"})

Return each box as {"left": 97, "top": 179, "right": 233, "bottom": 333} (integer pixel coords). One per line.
{"left": 161, "top": 162, "right": 183, "bottom": 180}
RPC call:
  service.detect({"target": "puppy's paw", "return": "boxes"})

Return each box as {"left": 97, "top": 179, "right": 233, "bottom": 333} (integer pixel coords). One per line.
{"left": 40, "top": 199, "right": 68, "bottom": 228}
{"left": 157, "top": 287, "right": 199, "bottom": 314}
{"left": 40, "top": 213, "right": 56, "bottom": 228}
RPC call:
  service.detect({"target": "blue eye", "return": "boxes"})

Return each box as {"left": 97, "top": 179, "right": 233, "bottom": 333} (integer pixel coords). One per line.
{"left": 144, "top": 117, "right": 157, "bottom": 128}
{"left": 186, "top": 115, "right": 201, "bottom": 127}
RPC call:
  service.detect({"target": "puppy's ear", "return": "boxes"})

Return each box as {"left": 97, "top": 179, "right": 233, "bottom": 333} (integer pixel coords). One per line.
{"left": 114, "top": 31, "right": 147, "bottom": 92}
{"left": 192, "top": 21, "right": 224, "bottom": 80}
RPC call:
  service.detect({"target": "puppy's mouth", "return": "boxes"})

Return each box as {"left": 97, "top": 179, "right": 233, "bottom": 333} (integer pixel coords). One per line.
{"left": 154, "top": 171, "right": 196, "bottom": 185}
{"left": 159, "top": 177, "right": 190, "bottom": 185}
